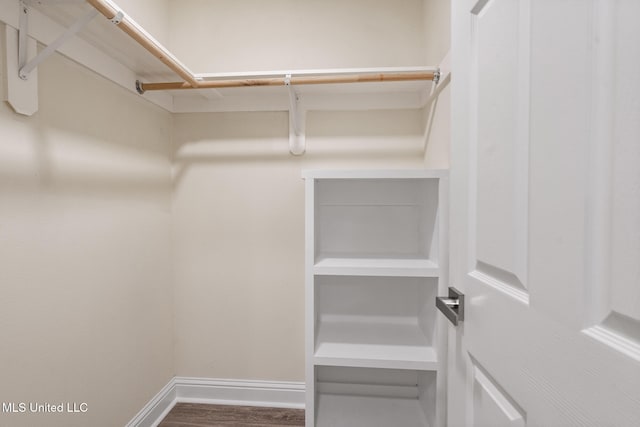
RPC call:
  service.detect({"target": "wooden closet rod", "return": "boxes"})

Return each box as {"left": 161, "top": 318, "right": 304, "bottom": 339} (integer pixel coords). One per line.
{"left": 86, "top": 0, "right": 199, "bottom": 87}
{"left": 136, "top": 71, "right": 437, "bottom": 93}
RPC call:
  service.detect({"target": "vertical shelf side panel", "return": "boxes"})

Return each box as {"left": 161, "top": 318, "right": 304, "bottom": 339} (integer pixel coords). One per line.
{"left": 422, "top": 178, "right": 441, "bottom": 265}
{"left": 435, "top": 176, "right": 449, "bottom": 427}
{"left": 419, "top": 370, "right": 438, "bottom": 427}
{"left": 304, "top": 177, "right": 316, "bottom": 426}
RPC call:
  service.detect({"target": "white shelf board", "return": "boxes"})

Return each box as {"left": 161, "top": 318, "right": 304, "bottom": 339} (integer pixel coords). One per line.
{"left": 313, "top": 257, "right": 439, "bottom": 277}
{"left": 316, "top": 393, "right": 429, "bottom": 427}
{"left": 196, "top": 65, "right": 438, "bottom": 79}
{"left": 180, "top": 67, "right": 435, "bottom": 113}
{"left": 314, "top": 319, "right": 438, "bottom": 371}
{"left": 27, "top": 2, "right": 182, "bottom": 82}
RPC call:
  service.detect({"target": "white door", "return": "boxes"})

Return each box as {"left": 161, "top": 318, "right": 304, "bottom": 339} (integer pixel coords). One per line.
{"left": 448, "top": 0, "right": 640, "bottom": 426}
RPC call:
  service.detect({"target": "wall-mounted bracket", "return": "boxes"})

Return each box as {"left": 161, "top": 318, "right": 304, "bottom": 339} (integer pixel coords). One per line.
{"left": 18, "top": 3, "right": 99, "bottom": 80}
{"left": 4, "top": 1, "right": 99, "bottom": 116}
{"left": 109, "top": 10, "right": 123, "bottom": 25}
{"left": 4, "top": 4, "right": 37, "bottom": 115}
{"left": 423, "top": 51, "right": 451, "bottom": 108}
{"left": 135, "top": 79, "right": 145, "bottom": 95}
{"left": 285, "top": 73, "right": 306, "bottom": 156}
{"left": 432, "top": 69, "right": 441, "bottom": 85}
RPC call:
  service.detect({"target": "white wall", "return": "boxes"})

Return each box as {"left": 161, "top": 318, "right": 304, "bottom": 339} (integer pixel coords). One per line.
{"left": 172, "top": 110, "right": 426, "bottom": 380}
{"left": 117, "top": 0, "right": 171, "bottom": 47}
{"left": 0, "top": 28, "right": 174, "bottom": 427}
{"left": 168, "top": 0, "right": 427, "bottom": 73}
{"left": 422, "top": 0, "right": 451, "bottom": 168}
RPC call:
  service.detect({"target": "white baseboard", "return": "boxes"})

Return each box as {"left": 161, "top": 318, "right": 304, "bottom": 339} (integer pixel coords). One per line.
{"left": 173, "top": 377, "right": 306, "bottom": 409}
{"left": 127, "top": 377, "right": 305, "bottom": 427}
{"left": 125, "top": 380, "right": 177, "bottom": 427}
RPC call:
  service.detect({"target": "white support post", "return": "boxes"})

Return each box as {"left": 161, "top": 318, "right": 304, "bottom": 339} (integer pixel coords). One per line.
{"left": 285, "top": 74, "right": 306, "bottom": 156}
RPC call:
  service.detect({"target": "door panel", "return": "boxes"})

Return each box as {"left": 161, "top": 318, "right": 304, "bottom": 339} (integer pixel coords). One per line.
{"left": 582, "top": 0, "right": 640, "bottom": 362}
{"left": 605, "top": 0, "right": 640, "bottom": 327}
{"left": 470, "top": 0, "right": 530, "bottom": 301}
{"left": 469, "top": 358, "right": 525, "bottom": 427}
{"left": 527, "top": 0, "right": 593, "bottom": 325}
{"left": 450, "top": 0, "right": 640, "bottom": 425}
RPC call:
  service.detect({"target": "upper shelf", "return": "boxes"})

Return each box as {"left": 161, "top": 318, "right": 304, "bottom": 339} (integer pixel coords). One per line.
{"left": 171, "top": 77, "right": 433, "bottom": 113}
{"left": 1, "top": 0, "right": 441, "bottom": 113}
{"left": 314, "top": 257, "right": 439, "bottom": 278}
{"left": 26, "top": 0, "right": 184, "bottom": 83}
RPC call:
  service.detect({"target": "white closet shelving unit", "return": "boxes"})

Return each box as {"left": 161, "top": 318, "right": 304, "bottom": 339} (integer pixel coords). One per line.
{"left": 304, "top": 169, "right": 448, "bottom": 427}
{"left": 0, "top": 0, "right": 442, "bottom": 122}
{"left": 1, "top": 0, "right": 446, "bottom": 154}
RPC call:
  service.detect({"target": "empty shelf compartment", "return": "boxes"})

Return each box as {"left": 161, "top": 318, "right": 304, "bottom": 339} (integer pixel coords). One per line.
{"left": 314, "top": 178, "right": 440, "bottom": 266}
{"left": 315, "top": 366, "right": 436, "bottom": 427}
{"left": 314, "top": 276, "right": 438, "bottom": 369}
{"left": 315, "top": 319, "right": 437, "bottom": 370}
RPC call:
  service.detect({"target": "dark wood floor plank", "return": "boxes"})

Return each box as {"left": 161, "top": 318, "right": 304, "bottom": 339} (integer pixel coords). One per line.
{"left": 158, "top": 403, "right": 305, "bottom": 427}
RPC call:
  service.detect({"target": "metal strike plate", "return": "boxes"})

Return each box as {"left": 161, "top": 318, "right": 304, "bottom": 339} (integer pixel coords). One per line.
{"left": 436, "top": 287, "right": 465, "bottom": 326}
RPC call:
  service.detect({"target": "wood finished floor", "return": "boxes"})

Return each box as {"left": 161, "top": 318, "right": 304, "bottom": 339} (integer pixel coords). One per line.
{"left": 158, "top": 403, "right": 305, "bottom": 427}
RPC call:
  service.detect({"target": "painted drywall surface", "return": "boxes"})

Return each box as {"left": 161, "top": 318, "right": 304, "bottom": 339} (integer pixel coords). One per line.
{"left": 422, "top": 0, "right": 451, "bottom": 168}
{"left": 167, "top": 0, "right": 427, "bottom": 73}
{"left": 0, "top": 36, "right": 174, "bottom": 426}
{"left": 423, "top": 0, "right": 451, "bottom": 64}
{"left": 117, "top": 0, "right": 171, "bottom": 47}
{"left": 171, "top": 109, "right": 425, "bottom": 380}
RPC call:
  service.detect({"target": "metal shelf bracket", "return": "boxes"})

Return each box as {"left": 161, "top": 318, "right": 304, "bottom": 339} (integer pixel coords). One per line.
{"left": 285, "top": 73, "right": 306, "bottom": 156}
{"left": 433, "top": 69, "right": 441, "bottom": 85}
{"left": 18, "top": 2, "right": 99, "bottom": 80}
